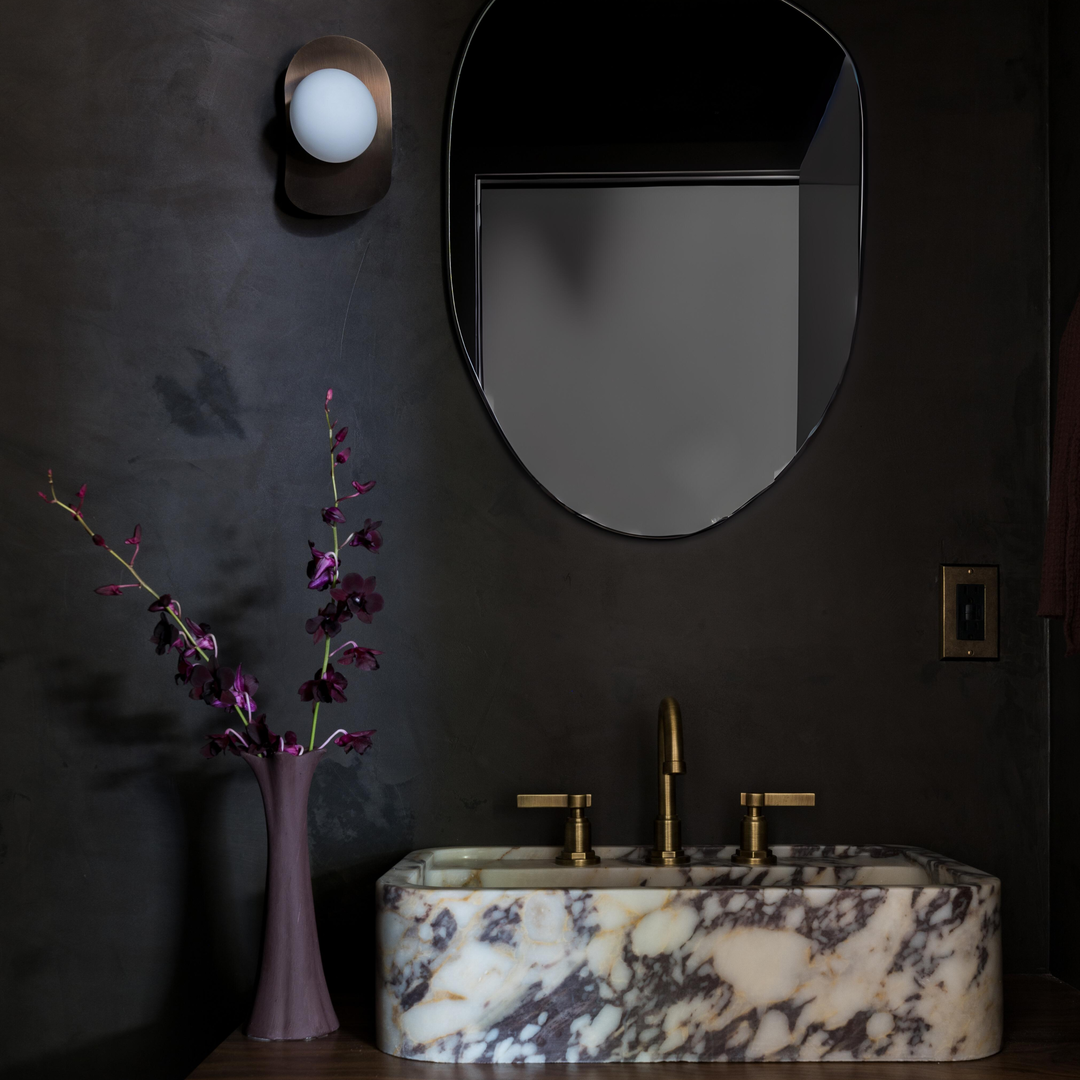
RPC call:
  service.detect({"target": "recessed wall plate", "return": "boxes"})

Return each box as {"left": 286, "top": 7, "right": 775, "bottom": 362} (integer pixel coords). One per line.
{"left": 941, "top": 565, "right": 998, "bottom": 660}
{"left": 283, "top": 36, "right": 392, "bottom": 216}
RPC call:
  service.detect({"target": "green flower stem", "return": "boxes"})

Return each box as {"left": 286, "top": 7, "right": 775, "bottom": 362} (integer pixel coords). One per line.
{"left": 310, "top": 406, "right": 344, "bottom": 752}
{"left": 46, "top": 477, "right": 250, "bottom": 728}
{"left": 308, "top": 406, "right": 341, "bottom": 751}
{"left": 308, "top": 634, "right": 332, "bottom": 752}
{"left": 325, "top": 405, "right": 342, "bottom": 561}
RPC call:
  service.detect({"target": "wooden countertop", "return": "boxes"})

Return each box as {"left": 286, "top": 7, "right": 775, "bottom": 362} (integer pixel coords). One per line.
{"left": 188, "top": 975, "right": 1080, "bottom": 1079}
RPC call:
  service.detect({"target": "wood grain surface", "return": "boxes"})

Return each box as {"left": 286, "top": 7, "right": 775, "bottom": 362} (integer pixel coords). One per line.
{"left": 188, "top": 975, "right": 1080, "bottom": 1079}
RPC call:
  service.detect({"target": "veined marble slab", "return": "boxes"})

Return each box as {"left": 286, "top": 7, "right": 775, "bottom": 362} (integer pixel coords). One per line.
{"left": 376, "top": 845, "right": 1001, "bottom": 1064}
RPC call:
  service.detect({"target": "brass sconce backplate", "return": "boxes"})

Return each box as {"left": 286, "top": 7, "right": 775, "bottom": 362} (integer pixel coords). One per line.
{"left": 941, "top": 565, "right": 998, "bottom": 660}
{"left": 284, "top": 36, "right": 392, "bottom": 216}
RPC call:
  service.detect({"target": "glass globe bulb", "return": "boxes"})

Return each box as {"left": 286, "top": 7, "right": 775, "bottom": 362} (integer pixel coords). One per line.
{"left": 289, "top": 68, "right": 378, "bottom": 164}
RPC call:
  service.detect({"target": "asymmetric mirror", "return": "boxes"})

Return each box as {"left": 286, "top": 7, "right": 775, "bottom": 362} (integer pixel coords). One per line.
{"left": 447, "top": 0, "right": 862, "bottom": 537}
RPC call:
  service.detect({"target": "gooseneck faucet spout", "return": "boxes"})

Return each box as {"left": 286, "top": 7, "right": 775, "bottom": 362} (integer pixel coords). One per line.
{"left": 649, "top": 697, "right": 690, "bottom": 865}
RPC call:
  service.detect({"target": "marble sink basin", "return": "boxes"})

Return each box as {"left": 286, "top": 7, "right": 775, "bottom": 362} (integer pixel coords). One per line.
{"left": 376, "top": 845, "right": 1001, "bottom": 1064}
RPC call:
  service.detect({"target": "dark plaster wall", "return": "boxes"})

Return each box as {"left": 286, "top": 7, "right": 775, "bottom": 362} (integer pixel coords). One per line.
{"left": 1049, "top": 0, "right": 1080, "bottom": 991}
{"left": 0, "top": 0, "right": 1050, "bottom": 1076}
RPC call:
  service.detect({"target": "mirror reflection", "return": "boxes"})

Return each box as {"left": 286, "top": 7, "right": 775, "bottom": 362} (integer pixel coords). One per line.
{"left": 448, "top": 1, "right": 862, "bottom": 537}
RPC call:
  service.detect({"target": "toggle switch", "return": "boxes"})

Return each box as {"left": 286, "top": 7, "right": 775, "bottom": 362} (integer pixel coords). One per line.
{"left": 956, "top": 583, "right": 985, "bottom": 639}
{"left": 941, "top": 565, "right": 998, "bottom": 659}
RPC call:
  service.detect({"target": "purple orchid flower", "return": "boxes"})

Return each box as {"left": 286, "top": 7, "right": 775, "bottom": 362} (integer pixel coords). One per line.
{"left": 298, "top": 664, "right": 348, "bottom": 704}
{"left": 124, "top": 524, "right": 141, "bottom": 563}
{"left": 305, "top": 600, "right": 349, "bottom": 644}
{"left": 321, "top": 505, "right": 346, "bottom": 526}
{"left": 335, "top": 446, "right": 351, "bottom": 465}
{"left": 306, "top": 542, "right": 338, "bottom": 591}
{"left": 279, "top": 730, "right": 303, "bottom": 756}
{"left": 148, "top": 594, "right": 174, "bottom": 613}
{"left": 336, "top": 480, "right": 376, "bottom": 507}
{"left": 179, "top": 618, "right": 216, "bottom": 656}
{"left": 150, "top": 613, "right": 174, "bottom": 655}
{"left": 347, "top": 519, "right": 382, "bottom": 553}
{"left": 189, "top": 663, "right": 227, "bottom": 706}
{"left": 92, "top": 534, "right": 107, "bottom": 548}
{"left": 330, "top": 573, "right": 383, "bottom": 624}
{"left": 204, "top": 720, "right": 305, "bottom": 759}
{"left": 201, "top": 728, "right": 248, "bottom": 759}
{"left": 176, "top": 652, "right": 195, "bottom": 686}
{"left": 246, "top": 714, "right": 273, "bottom": 751}
{"left": 337, "top": 479, "right": 376, "bottom": 504}
{"left": 335, "top": 729, "right": 375, "bottom": 755}
{"left": 333, "top": 643, "right": 382, "bottom": 671}
{"left": 94, "top": 583, "right": 140, "bottom": 596}
{"left": 217, "top": 664, "right": 258, "bottom": 716}
{"left": 335, "top": 426, "right": 348, "bottom": 445}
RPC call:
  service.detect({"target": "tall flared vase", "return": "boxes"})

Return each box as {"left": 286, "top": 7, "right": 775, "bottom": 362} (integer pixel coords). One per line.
{"left": 242, "top": 749, "right": 339, "bottom": 1040}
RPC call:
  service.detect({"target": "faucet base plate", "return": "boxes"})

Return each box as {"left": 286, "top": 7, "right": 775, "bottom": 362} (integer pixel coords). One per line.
{"left": 648, "top": 849, "right": 691, "bottom": 866}
{"left": 556, "top": 851, "right": 600, "bottom": 866}
{"left": 733, "top": 847, "right": 776, "bottom": 866}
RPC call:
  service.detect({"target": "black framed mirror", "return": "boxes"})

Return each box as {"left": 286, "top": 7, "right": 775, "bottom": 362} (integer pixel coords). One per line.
{"left": 447, "top": 0, "right": 862, "bottom": 538}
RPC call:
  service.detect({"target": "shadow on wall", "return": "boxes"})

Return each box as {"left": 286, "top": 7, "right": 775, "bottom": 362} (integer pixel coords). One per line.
{"left": 0, "top": 556, "right": 275, "bottom": 1078}
{"left": 313, "top": 858, "right": 388, "bottom": 1012}
{"left": 153, "top": 349, "right": 246, "bottom": 439}
{"left": 0, "top": 759, "right": 247, "bottom": 1080}
{"left": 309, "top": 752, "right": 417, "bottom": 1006}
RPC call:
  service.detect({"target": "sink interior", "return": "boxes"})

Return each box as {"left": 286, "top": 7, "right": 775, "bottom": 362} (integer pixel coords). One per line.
{"left": 402, "top": 844, "right": 946, "bottom": 889}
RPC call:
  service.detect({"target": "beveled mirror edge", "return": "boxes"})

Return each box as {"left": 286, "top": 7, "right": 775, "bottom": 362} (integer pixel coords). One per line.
{"left": 443, "top": 0, "right": 865, "bottom": 541}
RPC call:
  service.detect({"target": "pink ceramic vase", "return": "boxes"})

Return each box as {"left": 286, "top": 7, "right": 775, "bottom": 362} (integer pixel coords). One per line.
{"left": 242, "top": 749, "right": 339, "bottom": 1040}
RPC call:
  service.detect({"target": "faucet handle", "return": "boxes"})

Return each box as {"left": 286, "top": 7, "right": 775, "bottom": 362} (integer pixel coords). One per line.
{"left": 517, "top": 794, "right": 599, "bottom": 865}
{"left": 741, "top": 793, "right": 815, "bottom": 807}
{"left": 734, "top": 793, "right": 816, "bottom": 866}
{"left": 517, "top": 794, "right": 591, "bottom": 809}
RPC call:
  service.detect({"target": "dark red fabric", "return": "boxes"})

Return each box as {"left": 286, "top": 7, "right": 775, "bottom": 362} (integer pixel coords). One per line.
{"left": 1039, "top": 291, "right": 1080, "bottom": 653}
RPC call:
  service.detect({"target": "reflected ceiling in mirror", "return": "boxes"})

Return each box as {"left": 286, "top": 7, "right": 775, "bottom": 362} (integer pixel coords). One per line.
{"left": 447, "top": 0, "right": 862, "bottom": 537}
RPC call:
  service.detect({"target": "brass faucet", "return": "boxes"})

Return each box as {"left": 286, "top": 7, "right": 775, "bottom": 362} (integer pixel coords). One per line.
{"left": 732, "top": 792, "right": 815, "bottom": 866}
{"left": 648, "top": 697, "right": 690, "bottom": 865}
{"left": 517, "top": 793, "right": 600, "bottom": 865}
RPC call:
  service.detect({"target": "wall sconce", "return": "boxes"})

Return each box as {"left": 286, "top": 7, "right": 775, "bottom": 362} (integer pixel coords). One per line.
{"left": 283, "top": 36, "right": 392, "bottom": 216}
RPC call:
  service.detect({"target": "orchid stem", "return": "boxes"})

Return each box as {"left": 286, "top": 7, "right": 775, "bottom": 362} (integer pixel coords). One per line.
{"left": 46, "top": 476, "right": 250, "bottom": 728}
{"left": 310, "top": 405, "right": 344, "bottom": 753}
{"left": 309, "top": 634, "right": 332, "bottom": 751}
{"left": 326, "top": 406, "right": 341, "bottom": 565}
{"left": 318, "top": 729, "right": 348, "bottom": 751}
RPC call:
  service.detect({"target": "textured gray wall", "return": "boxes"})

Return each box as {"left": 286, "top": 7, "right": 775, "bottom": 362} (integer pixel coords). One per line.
{"left": 0, "top": 1, "right": 1050, "bottom": 1077}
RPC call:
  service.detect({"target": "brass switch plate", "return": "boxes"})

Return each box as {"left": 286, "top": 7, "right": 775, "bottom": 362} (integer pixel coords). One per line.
{"left": 941, "top": 565, "right": 998, "bottom": 660}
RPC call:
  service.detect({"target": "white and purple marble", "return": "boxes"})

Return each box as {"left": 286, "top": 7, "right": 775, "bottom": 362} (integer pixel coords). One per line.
{"left": 376, "top": 845, "right": 1001, "bottom": 1064}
